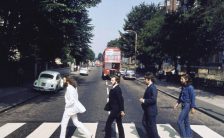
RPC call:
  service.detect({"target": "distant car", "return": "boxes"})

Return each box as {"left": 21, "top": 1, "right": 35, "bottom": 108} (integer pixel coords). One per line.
{"left": 80, "top": 67, "right": 89, "bottom": 75}
{"left": 120, "top": 68, "right": 126, "bottom": 76}
{"left": 123, "top": 69, "right": 136, "bottom": 79}
{"left": 33, "top": 71, "right": 64, "bottom": 92}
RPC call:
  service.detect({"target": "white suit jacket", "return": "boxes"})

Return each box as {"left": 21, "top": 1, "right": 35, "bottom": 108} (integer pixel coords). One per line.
{"left": 64, "top": 84, "right": 86, "bottom": 115}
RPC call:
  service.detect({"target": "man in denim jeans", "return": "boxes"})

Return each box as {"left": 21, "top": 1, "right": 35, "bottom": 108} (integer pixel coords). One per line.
{"left": 174, "top": 74, "right": 196, "bottom": 138}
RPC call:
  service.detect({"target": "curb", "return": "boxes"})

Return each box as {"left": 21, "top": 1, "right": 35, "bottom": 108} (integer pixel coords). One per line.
{"left": 135, "top": 78, "right": 224, "bottom": 123}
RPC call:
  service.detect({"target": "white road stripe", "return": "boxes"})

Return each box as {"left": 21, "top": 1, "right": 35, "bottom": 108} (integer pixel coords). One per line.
{"left": 106, "top": 81, "right": 108, "bottom": 85}
{"left": 106, "top": 98, "right": 110, "bottom": 114}
{"left": 72, "top": 123, "right": 98, "bottom": 138}
{"left": 191, "top": 125, "right": 224, "bottom": 138}
{"left": 107, "top": 87, "right": 109, "bottom": 95}
{"left": 1, "top": 122, "right": 224, "bottom": 138}
{"left": 157, "top": 124, "right": 180, "bottom": 138}
{"left": 115, "top": 123, "right": 140, "bottom": 138}
{"left": 26, "top": 123, "right": 60, "bottom": 138}
{"left": 0, "top": 123, "right": 25, "bottom": 138}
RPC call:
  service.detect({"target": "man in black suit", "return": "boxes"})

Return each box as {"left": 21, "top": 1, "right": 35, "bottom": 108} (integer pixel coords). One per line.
{"left": 105, "top": 76, "right": 125, "bottom": 138}
{"left": 139, "top": 72, "right": 160, "bottom": 138}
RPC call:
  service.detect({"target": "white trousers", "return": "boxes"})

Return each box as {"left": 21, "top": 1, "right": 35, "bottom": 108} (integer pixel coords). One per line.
{"left": 60, "top": 110, "right": 91, "bottom": 138}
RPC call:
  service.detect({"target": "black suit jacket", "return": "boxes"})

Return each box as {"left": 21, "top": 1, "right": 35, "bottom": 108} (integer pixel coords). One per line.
{"left": 108, "top": 85, "right": 124, "bottom": 117}
{"left": 141, "top": 84, "right": 158, "bottom": 116}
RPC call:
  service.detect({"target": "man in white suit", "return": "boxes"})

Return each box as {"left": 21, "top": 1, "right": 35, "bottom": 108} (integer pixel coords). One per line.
{"left": 60, "top": 76, "right": 92, "bottom": 138}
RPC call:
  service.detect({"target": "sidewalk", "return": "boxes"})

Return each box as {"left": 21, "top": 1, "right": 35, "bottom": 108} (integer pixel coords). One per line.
{"left": 136, "top": 77, "right": 224, "bottom": 123}
{"left": 0, "top": 70, "right": 80, "bottom": 113}
{"left": 0, "top": 83, "right": 40, "bottom": 113}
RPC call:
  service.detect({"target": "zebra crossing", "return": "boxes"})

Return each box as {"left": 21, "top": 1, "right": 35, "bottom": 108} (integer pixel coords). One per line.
{"left": 0, "top": 122, "right": 223, "bottom": 138}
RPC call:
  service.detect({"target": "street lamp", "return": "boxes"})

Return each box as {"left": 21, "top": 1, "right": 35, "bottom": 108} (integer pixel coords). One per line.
{"left": 125, "top": 30, "right": 137, "bottom": 68}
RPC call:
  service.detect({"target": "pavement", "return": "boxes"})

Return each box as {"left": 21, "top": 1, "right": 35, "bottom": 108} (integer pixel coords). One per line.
{"left": 136, "top": 77, "right": 224, "bottom": 123}
{"left": 0, "top": 83, "right": 40, "bottom": 114}
{"left": 0, "top": 70, "right": 224, "bottom": 123}
{"left": 0, "top": 70, "right": 82, "bottom": 114}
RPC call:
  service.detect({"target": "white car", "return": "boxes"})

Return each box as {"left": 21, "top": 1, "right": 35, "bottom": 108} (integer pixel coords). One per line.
{"left": 33, "top": 71, "right": 64, "bottom": 92}
{"left": 123, "top": 70, "right": 136, "bottom": 79}
{"left": 80, "top": 67, "right": 88, "bottom": 75}
{"left": 120, "top": 68, "right": 127, "bottom": 76}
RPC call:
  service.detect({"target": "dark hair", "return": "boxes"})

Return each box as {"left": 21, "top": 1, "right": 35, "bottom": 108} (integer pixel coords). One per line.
{"left": 144, "top": 72, "right": 156, "bottom": 83}
{"left": 112, "top": 75, "right": 120, "bottom": 83}
{"left": 181, "top": 73, "right": 192, "bottom": 85}
{"left": 65, "top": 76, "right": 77, "bottom": 88}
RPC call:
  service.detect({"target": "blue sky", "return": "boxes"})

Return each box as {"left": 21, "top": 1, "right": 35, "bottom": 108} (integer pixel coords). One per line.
{"left": 88, "top": 0, "right": 164, "bottom": 57}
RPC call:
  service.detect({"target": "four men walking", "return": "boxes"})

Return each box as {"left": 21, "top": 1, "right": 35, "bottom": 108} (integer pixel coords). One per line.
{"left": 60, "top": 72, "right": 196, "bottom": 138}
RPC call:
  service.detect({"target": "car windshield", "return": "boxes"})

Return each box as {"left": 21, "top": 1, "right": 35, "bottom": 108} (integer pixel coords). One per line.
{"left": 127, "top": 70, "right": 134, "bottom": 73}
{"left": 40, "top": 73, "right": 54, "bottom": 79}
{"left": 81, "top": 68, "right": 87, "bottom": 70}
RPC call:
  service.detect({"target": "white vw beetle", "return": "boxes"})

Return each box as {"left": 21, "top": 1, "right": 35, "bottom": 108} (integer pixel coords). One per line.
{"left": 33, "top": 71, "right": 64, "bottom": 92}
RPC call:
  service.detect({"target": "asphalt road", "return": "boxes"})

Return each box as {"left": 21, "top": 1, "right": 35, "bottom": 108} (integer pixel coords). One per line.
{"left": 0, "top": 67, "right": 223, "bottom": 138}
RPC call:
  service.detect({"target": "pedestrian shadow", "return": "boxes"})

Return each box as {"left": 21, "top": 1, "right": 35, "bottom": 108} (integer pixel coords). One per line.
{"left": 158, "top": 124, "right": 180, "bottom": 138}
{"left": 129, "top": 125, "right": 143, "bottom": 138}
{"left": 135, "top": 124, "right": 147, "bottom": 138}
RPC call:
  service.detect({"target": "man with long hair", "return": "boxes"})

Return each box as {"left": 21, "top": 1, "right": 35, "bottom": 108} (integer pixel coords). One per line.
{"left": 60, "top": 76, "right": 92, "bottom": 138}
{"left": 174, "top": 74, "right": 196, "bottom": 138}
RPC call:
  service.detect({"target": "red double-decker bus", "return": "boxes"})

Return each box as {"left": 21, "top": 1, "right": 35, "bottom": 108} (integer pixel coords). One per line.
{"left": 102, "top": 47, "right": 121, "bottom": 80}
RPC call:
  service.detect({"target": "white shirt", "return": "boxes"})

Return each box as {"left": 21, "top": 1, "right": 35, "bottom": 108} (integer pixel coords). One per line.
{"left": 64, "top": 84, "right": 86, "bottom": 115}
{"left": 112, "top": 83, "right": 118, "bottom": 89}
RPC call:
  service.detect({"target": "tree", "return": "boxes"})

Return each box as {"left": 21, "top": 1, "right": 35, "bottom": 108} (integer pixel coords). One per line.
{"left": 138, "top": 11, "right": 164, "bottom": 68}
{"left": 0, "top": 0, "right": 101, "bottom": 84}
{"left": 97, "top": 53, "right": 103, "bottom": 61}
{"left": 121, "top": 3, "right": 162, "bottom": 68}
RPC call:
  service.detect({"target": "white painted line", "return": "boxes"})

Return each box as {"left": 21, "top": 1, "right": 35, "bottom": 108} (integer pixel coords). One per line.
{"left": 106, "top": 98, "right": 110, "bottom": 115}
{"left": 157, "top": 124, "right": 180, "bottom": 138}
{"left": 106, "top": 81, "right": 108, "bottom": 85}
{"left": 191, "top": 125, "right": 224, "bottom": 138}
{"left": 72, "top": 123, "right": 98, "bottom": 138}
{"left": 0, "top": 123, "right": 25, "bottom": 138}
{"left": 26, "top": 123, "right": 60, "bottom": 138}
{"left": 115, "top": 123, "right": 140, "bottom": 138}
{"left": 107, "top": 87, "right": 109, "bottom": 95}
{"left": 84, "top": 123, "right": 98, "bottom": 138}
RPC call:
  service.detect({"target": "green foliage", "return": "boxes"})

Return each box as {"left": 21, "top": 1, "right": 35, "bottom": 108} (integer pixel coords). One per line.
{"left": 124, "top": 3, "right": 158, "bottom": 32}
{"left": 117, "top": 0, "right": 224, "bottom": 69}
{"left": 97, "top": 53, "right": 103, "bottom": 61}
{"left": 121, "top": 3, "right": 162, "bottom": 67}
{"left": 138, "top": 12, "right": 164, "bottom": 66}
{"left": 0, "top": 0, "right": 101, "bottom": 65}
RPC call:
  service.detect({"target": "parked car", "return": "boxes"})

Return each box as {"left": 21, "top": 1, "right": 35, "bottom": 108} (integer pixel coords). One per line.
{"left": 33, "top": 71, "right": 64, "bottom": 92}
{"left": 80, "top": 67, "right": 89, "bottom": 75}
{"left": 120, "top": 68, "right": 127, "bottom": 76}
{"left": 123, "top": 69, "right": 136, "bottom": 80}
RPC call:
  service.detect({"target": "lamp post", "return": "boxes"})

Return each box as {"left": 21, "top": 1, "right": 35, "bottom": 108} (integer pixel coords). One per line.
{"left": 125, "top": 30, "right": 137, "bottom": 68}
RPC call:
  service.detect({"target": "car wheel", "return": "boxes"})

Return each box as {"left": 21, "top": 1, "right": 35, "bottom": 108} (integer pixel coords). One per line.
{"left": 54, "top": 85, "right": 59, "bottom": 93}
